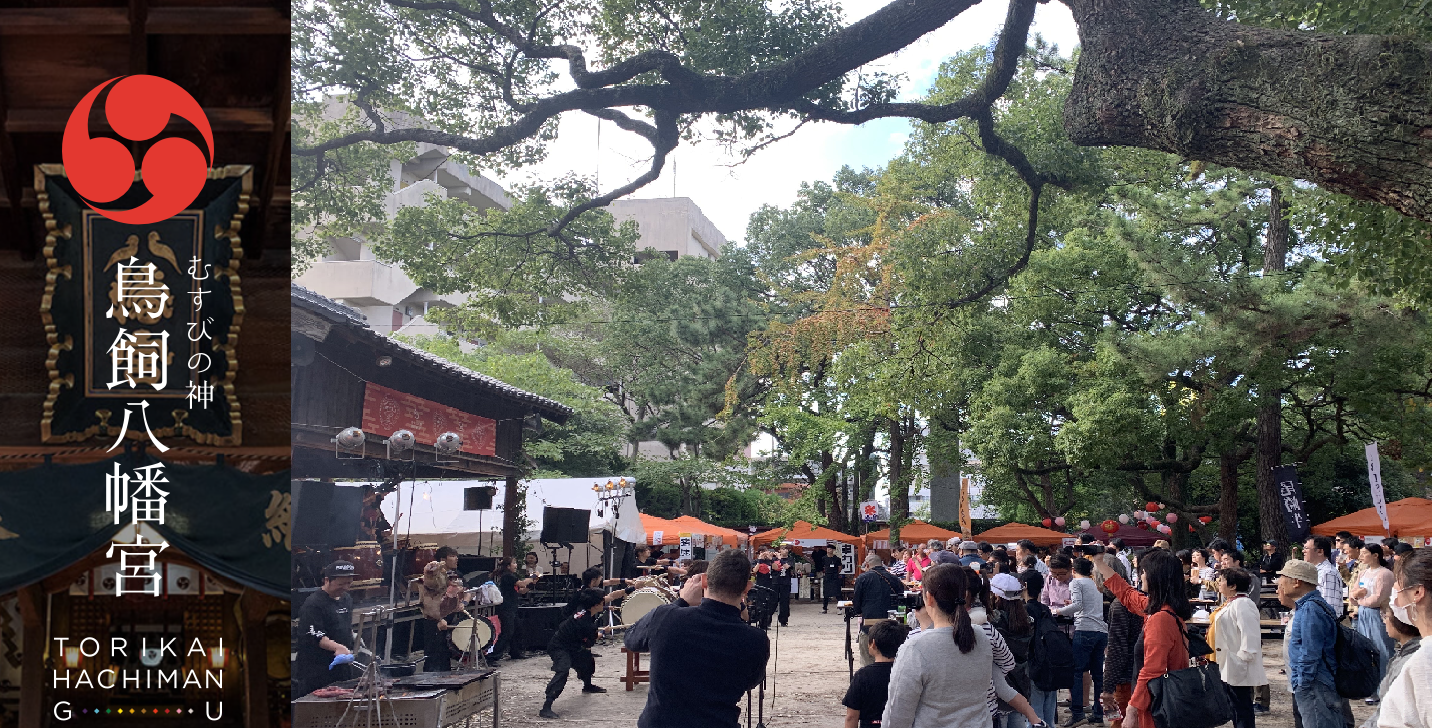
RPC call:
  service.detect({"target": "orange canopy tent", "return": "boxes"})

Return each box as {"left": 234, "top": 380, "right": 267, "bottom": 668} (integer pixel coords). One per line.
{"left": 669, "top": 515, "right": 749, "bottom": 546}
{"left": 639, "top": 512, "right": 749, "bottom": 548}
{"left": 751, "top": 520, "right": 863, "bottom": 548}
{"left": 865, "top": 520, "right": 962, "bottom": 548}
{"left": 1312, "top": 497, "right": 1432, "bottom": 539}
{"left": 975, "top": 523, "right": 1075, "bottom": 548}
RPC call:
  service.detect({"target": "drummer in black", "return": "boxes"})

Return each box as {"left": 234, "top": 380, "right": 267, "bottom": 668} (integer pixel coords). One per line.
{"left": 540, "top": 589, "right": 613, "bottom": 719}
{"left": 773, "top": 545, "right": 796, "bottom": 627}
{"left": 752, "top": 548, "right": 777, "bottom": 630}
{"left": 293, "top": 561, "right": 357, "bottom": 698}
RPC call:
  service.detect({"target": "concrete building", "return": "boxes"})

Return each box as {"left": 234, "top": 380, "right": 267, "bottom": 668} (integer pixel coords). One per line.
{"left": 608, "top": 198, "right": 726, "bottom": 261}
{"left": 294, "top": 101, "right": 512, "bottom": 334}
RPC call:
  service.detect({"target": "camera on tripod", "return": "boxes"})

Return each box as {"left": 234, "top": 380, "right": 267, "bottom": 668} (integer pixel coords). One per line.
{"left": 745, "top": 584, "right": 780, "bottom": 624}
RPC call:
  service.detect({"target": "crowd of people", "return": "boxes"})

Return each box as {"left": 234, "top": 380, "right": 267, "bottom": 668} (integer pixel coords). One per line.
{"left": 293, "top": 528, "right": 1432, "bottom": 728}
{"left": 836, "top": 532, "right": 1432, "bottom": 728}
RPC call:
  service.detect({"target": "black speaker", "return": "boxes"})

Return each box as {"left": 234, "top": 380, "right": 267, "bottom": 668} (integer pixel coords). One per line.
{"left": 292, "top": 481, "right": 364, "bottom": 547}
{"left": 464, "top": 486, "right": 495, "bottom": 510}
{"left": 457, "top": 556, "right": 498, "bottom": 581}
{"left": 517, "top": 605, "right": 565, "bottom": 651}
{"left": 539, "top": 507, "right": 590, "bottom": 544}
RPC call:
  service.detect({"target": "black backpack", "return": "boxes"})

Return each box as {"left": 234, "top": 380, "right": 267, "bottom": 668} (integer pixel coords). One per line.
{"left": 1312, "top": 600, "right": 1381, "bottom": 699}
{"left": 1027, "top": 603, "right": 1074, "bottom": 692}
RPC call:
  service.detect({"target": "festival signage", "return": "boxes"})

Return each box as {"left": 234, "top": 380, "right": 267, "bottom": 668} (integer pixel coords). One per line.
{"left": 360, "top": 381, "right": 497, "bottom": 455}
{"left": 1273, "top": 464, "right": 1311, "bottom": 542}
{"left": 679, "top": 534, "right": 693, "bottom": 560}
{"left": 860, "top": 500, "right": 879, "bottom": 522}
{"left": 1366, "top": 443, "right": 1391, "bottom": 534}
{"left": 959, "top": 474, "right": 973, "bottom": 540}
{"left": 834, "top": 541, "right": 856, "bottom": 574}
{"left": 38, "top": 164, "right": 251, "bottom": 446}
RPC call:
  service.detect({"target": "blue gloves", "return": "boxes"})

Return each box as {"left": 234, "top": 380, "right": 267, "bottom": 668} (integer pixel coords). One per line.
{"left": 329, "top": 653, "right": 356, "bottom": 670}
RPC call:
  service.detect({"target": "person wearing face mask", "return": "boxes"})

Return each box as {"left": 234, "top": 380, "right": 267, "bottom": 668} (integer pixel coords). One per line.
{"left": 1364, "top": 608, "right": 1420, "bottom": 728}
{"left": 1380, "top": 548, "right": 1432, "bottom": 728}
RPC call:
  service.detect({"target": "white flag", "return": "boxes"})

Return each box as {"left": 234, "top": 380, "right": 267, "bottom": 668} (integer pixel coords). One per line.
{"left": 1366, "top": 442, "right": 1390, "bottom": 534}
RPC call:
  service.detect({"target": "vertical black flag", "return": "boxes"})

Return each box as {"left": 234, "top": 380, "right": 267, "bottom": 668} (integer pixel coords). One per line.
{"left": 1273, "top": 465, "right": 1311, "bottom": 543}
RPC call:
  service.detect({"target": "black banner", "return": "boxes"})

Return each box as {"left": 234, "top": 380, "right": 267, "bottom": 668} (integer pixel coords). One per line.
{"left": 1273, "top": 464, "right": 1311, "bottom": 543}
{"left": 37, "top": 165, "right": 251, "bottom": 446}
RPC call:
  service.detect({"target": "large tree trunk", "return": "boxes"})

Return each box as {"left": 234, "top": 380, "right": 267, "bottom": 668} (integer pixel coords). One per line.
{"left": 888, "top": 416, "right": 908, "bottom": 527}
{"left": 1062, "top": 0, "right": 1432, "bottom": 222}
{"left": 1218, "top": 448, "right": 1243, "bottom": 542}
{"left": 503, "top": 473, "right": 520, "bottom": 558}
{"left": 1255, "top": 187, "right": 1291, "bottom": 550}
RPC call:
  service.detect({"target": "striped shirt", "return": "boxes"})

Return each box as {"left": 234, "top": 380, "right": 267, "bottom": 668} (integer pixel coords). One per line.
{"left": 1315, "top": 559, "right": 1344, "bottom": 611}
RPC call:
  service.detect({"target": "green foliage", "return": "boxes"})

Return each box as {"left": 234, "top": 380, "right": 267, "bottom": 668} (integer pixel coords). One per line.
{"left": 382, "top": 177, "right": 639, "bottom": 335}
{"left": 396, "top": 334, "right": 629, "bottom": 477}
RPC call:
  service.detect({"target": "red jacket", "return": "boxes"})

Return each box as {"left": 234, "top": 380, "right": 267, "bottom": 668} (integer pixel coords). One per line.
{"left": 1105, "top": 573, "right": 1189, "bottom": 728}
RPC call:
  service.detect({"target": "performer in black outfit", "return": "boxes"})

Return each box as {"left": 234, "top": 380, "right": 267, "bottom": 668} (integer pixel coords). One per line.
{"left": 489, "top": 556, "right": 535, "bottom": 661}
{"left": 625, "top": 549, "right": 769, "bottom": 728}
{"left": 540, "top": 589, "right": 612, "bottom": 719}
{"left": 822, "top": 552, "right": 844, "bottom": 613}
{"left": 752, "top": 548, "right": 777, "bottom": 630}
{"left": 293, "top": 561, "right": 357, "bottom": 697}
{"left": 773, "top": 545, "right": 795, "bottom": 627}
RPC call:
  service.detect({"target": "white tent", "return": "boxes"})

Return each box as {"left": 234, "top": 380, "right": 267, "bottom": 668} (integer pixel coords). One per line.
{"left": 378, "top": 477, "right": 643, "bottom": 573}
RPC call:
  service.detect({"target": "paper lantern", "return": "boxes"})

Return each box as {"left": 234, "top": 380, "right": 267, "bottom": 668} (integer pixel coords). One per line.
{"left": 1119, "top": 514, "right": 1130, "bottom": 524}
{"left": 1198, "top": 515, "right": 1213, "bottom": 524}
{"left": 1158, "top": 503, "right": 1166, "bottom": 511}
{"left": 1145, "top": 501, "right": 1160, "bottom": 512}
{"left": 1055, "top": 516, "right": 1066, "bottom": 527}
{"left": 1041, "top": 518, "right": 1052, "bottom": 528}
{"left": 1189, "top": 525, "right": 1196, "bottom": 532}
{"left": 1101, "top": 520, "right": 1119, "bottom": 534}
{"left": 1166, "top": 513, "right": 1178, "bottom": 523}
{"left": 1079, "top": 520, "right": 1091, "bottom": 530}
{"left": 1157, "top": 524, "right": 1171, "bottom": 534}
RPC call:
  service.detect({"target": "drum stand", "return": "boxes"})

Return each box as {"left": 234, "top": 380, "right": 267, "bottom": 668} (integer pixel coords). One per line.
{"left": 455, "top": 607, "right": 491, "bottom": 672}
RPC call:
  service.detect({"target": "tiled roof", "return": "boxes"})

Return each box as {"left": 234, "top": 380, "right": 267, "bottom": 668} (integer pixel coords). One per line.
{"left": 291, "top": 284, "right": 574, "bottom": 422}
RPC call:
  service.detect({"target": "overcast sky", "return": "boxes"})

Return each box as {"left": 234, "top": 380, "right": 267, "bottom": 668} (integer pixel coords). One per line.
{"left": 490, "top": 1, "right": 1081, "bottom": 246}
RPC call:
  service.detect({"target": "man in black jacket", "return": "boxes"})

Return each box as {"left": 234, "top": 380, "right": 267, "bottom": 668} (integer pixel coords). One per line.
{"left": 625, "top": 548, "right": 769, "bottom": 728}
{"left": 851, "top": 553, "right": 903, "bottom": 667}
{"left": 540, "top": 589, "right": 612, "bottom": 719}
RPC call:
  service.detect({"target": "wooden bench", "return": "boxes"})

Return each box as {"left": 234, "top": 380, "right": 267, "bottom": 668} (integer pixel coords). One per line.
{"left": 620, "top": 648, "right": 649, "bottom": 691}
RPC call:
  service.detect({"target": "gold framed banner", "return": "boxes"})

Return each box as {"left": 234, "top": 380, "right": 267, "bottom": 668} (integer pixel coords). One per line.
{"left": 37, "top": 164, "right": 251, "bottom": 446}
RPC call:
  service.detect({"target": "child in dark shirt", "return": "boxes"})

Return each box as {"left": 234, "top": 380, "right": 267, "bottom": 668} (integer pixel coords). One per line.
{"left": 842, "top": 619, "right": 910, "bottom": 728}
{"left": 541, "top": 588, "right": 612, "bottom": 719}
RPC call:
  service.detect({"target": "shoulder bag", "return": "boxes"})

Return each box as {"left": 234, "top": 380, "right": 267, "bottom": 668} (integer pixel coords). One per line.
{"left": 1145, "top": 610, "right": 1234, "bottom": 728}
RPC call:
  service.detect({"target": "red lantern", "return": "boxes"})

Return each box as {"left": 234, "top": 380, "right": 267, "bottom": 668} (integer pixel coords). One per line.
{"left": 1101, "top": 520, "right": 1119, "bottom": 534}
{"left": 1189, "top": 525, "right": 1196, "bottom": 532}
{"left": 1041, "top": 518, "right": 1053, "bottom": 528}
{"left": 1198, "top": 515, "right": 1213, "bottom": 524}
{"left": 1145, "top": 501, "right": 1160, "bottom": 512}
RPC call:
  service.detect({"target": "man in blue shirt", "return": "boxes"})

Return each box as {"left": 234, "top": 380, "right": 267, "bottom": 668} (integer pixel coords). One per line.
{"left": 958, "top": 541, "right": 985, "bottom": 569}
{"left": 1278, "top": 560, "right": 1341, "bottom": 728}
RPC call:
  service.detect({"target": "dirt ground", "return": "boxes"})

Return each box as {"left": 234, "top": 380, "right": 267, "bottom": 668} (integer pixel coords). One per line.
{"left": 466, "top": 599, "right": 1372, "bottom": 727}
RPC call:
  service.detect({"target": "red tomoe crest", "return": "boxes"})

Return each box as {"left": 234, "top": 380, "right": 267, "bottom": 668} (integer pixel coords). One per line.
{"left": 61, "top": 75, "right": 213, "bottom": 225}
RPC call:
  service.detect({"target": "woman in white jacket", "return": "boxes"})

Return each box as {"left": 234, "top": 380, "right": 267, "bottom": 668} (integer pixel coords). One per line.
{"left": 1211, "top": 568, "right": 1267, "bottom": 728}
